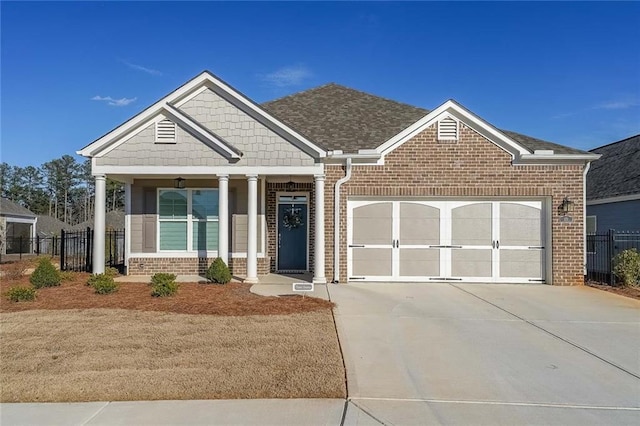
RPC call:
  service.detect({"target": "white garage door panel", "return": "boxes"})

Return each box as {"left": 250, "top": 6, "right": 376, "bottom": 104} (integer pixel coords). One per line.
{"left": 347, "top": 199, "right": 545, "bottom": 283}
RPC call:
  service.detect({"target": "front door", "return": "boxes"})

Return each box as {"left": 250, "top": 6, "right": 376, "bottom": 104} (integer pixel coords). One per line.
{"left": 277, "top": 195, "right": 308, "bottom": 271}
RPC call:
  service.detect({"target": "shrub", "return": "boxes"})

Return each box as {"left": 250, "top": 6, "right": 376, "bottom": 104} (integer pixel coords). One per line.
{"left": 205, "top": 257, "right": 232, "bottom": 284}
{"left": 151, "top": 273, "right": 178, "bottom": 297}
{"left": 5, "top": 286, "right": 36, "bottom": 302}
{"left": 88, "top": 273, "right": 119, "bottom": 294}
{"left": 613, "top": 248, "right": 640, "bottom": 287}
{"left": 29, "top": 258, "right": 61, "bottom": 288}
{"left": 2, "top": 260, "right": 30, "bottom": 281}
{"left": 104, "top": 267, "right": 120, "bottom": 278}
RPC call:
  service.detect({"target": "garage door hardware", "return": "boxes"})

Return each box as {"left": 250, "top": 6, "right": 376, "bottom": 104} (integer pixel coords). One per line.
{"left": 349, "top": 244, "right": 365, "bottom": 248}
{"left": 429, "top": 277, "right": 463, "bottom": 281}
{"left": 428, "top": 245, "right": 463, "bottom": 249}
{"left": 492, "top": 240, "right": 500, "bottom": 249}
{"left": 528, "top": 246, "right": 545, "bottom": 249}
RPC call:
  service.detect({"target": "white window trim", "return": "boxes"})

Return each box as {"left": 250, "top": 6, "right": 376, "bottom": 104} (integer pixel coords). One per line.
{"left": 157, "top": 188, "right": 220, "bottom": 253}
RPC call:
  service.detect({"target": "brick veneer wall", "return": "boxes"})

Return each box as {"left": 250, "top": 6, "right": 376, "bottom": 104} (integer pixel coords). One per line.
{"left": 128, "top": 256, "right": 270, "bottom": 277}
{"left": 266, "top": 182, "right": 316, "bottom": 273}
{"left": 324, "top": 122, "right": 586, "bottom": 286}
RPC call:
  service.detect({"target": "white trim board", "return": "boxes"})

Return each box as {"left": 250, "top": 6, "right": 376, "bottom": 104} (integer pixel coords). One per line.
{"left": 92, "top": 164, "right": 325, "bottom": 177}
{"left": 587, "top": 194, "right": 640, "bottom": 205}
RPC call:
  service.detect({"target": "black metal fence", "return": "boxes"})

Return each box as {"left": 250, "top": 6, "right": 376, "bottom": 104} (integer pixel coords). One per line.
{"left": 1, "top": 228, "right": 125, "bottom": 273}
{"left": 586, "top": 230, "right": 640, "bottom": 285}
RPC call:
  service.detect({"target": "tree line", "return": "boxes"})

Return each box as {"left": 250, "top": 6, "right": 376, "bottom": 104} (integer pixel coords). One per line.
{"left": 0, "top": 156, "right": 124, "bottom": 225}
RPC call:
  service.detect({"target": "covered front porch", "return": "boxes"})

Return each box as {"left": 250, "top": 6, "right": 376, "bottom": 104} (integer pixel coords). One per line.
{"left": 91, "top": 171, "right": 327, "bottom": 284}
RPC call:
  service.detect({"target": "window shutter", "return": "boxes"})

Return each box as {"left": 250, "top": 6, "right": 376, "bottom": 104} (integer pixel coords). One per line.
{"left": 155, "top": 119, "right": 176, "bottom": 143}
{"left": 438, "top": 117, "right": 458, "bottom": 141}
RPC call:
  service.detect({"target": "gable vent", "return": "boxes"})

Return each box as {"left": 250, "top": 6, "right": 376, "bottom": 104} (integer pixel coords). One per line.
{"left": 155, "top": 119, "right": 176, "bottom": 143}
{"left": 438, "top": 116, "right": 458, "bottom": 141}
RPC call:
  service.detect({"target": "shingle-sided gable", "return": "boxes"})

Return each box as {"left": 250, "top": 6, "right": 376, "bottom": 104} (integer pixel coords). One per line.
{"left": 587, "top": 134, "right": 640, "bottom": 200}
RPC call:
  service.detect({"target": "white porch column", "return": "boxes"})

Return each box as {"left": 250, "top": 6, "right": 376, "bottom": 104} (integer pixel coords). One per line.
{"left": 93, "top": 175, "right": 106, "bottom": 274}
{"left": 217, "top": 174, "right": 229, "bottom": 265}
{"left": 313, "top": 174, "right": 327, "bottom": 284}
{"left": 245, "top": 174, "right": 259, "bottom": 283}
{"left": 124, "top": 182, "right": 131, "bottom": 275}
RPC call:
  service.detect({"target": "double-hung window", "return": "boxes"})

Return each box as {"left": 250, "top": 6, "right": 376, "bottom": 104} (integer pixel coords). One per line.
{"left": 158, "top": 189, "right": 219, "bottom": 251}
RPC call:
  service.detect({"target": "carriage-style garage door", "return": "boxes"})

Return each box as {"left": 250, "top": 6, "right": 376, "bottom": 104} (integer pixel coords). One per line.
{"left": 347, "top": 200, "right": 546, "bottom": 283}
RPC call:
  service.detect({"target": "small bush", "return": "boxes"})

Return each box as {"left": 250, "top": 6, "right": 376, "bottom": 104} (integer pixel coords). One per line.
{"left": 613, "top": 248, "right": 640, "bottom": 287}
{"left": 205, "top": 257, "right": 232, "bottom": 284}
{"left": 151, "top": 273, "right": 178, "bottom": 297}
{"left": 88, "top": 273, "right": 119, "bottom": 294}
{"left": 2, "top": 260, "right": 30, "bottom": 281}
{"left": 5, "top": 286, "right": 37, "bottom": 302}
{"left": 104, "top": 267, "right": 120, "bottom": 278}
{"left": 29, "top": 258, "right": 61, "bottom": 288}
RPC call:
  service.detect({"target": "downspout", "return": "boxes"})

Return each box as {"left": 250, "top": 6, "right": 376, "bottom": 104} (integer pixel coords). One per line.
{"left": 583, "top": 161, "right": 591, "bottom": 276}
{"left": 333, "top": 157, "right": 353, "bottom": 283}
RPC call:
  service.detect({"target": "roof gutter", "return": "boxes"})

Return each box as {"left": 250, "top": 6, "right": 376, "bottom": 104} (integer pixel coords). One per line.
{"left": 333, "top": 157, "right": 353, "bottom": 283}
{"left": 583, "top": 161, "right": 592, "bottom": 276}
{"left": 516, "top": 153, "right": 601, "bottom": 163}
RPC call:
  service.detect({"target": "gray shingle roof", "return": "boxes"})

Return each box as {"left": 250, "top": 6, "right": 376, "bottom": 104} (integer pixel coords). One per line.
{"left": 0, "top": 198, "right": 36, "bottom": 218}
{"left": 501, "top": 130, "right": 588, "bottom": 155}
{"left": 262, "top": 83, "right": 429, "bottom": 153}
{"left": 262, "top": 83, "right": 590, "bottom": 155}
{"left": 587, "top": 134, "right": 640, "bottom": 200}
{"left": 36, "top": 215, "right": 68, "bottom": 237}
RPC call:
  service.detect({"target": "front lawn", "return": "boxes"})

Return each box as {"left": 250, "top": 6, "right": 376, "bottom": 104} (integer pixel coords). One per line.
{"left": 0, "top": 268, "right": 346, "bottom": 402}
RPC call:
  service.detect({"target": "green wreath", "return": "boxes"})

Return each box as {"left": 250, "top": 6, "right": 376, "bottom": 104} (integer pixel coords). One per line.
{"left": 283, "top": 208, "right": 304, "bottom": 229}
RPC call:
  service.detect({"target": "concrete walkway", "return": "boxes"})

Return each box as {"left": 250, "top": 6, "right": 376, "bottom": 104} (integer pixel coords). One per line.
{"left": 0, "top": 399, "right": 346, "bottom": 426}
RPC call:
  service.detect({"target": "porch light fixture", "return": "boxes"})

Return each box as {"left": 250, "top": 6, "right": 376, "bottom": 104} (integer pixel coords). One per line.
{"left": 286, "top": 177, "right": 296, "bottom": 192}
{"left": 174, "top": 177, "right": 186, "bottom": 189}
{"left": 558, "top": 197, "right": 575, "bottom": 215}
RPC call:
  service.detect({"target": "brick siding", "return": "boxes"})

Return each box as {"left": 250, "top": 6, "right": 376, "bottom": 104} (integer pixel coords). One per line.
{"left": 324, "top": 123, "right": 586, "bottom": 286}
{"left": 128, "top": 256, "right": 270, "bottom": 277}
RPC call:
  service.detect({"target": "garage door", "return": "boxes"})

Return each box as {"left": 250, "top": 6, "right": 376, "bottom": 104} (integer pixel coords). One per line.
{"left": 347, "top": 200, "right": 546, "bottom": 283}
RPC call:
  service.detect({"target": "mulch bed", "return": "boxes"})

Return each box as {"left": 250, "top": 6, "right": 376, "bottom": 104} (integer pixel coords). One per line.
{"left": 0, "top": 274, "right": 334, "bottom": 315}
{"left": 586, "top": 280, "right": 640, "bottom": 300}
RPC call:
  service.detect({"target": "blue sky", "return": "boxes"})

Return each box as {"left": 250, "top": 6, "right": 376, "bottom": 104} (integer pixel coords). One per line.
{"left": 2, "top": 1, "right": 639, "bottom": 167}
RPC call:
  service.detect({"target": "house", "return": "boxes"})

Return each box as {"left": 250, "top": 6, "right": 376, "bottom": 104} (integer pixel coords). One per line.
{"left": 0, "top": 198, "right": 37, "bottom": 255}
{"left": 586, "top": 134, "right": 640, "bottom": 233}
{"left": 79, "top": 71, "right": 599, "bottom": 285}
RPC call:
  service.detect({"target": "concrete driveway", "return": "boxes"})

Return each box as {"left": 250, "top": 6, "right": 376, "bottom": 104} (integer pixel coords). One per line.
{"left": 329, "top": 283, "right": 640, "bottom": 425}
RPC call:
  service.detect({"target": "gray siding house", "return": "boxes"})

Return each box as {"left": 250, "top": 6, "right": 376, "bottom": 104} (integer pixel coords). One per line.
{"left": 0, "top": 198, "right": 37, "bottom": 254}
{"left": 586, "top": 134, "right": 640, "bottom": 233}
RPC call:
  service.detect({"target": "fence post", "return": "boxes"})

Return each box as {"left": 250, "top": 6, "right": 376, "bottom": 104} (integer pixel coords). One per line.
{"left": 60, "top": 229, "right": 66, "bottom": 271}
{"left": 608, "top": 229, "right": 615, "bottom": 286}
{"left": 36, "top": 235, "right": 40, "bottom": 256}
{"left": 86, "top": 227, "right": 92, "bottom": 273}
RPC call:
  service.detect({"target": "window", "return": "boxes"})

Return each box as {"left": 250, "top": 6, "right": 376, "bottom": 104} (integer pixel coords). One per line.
{"left": 158, "top": 189, "right": 219, "bottom": 251}
{"left": 438, "top": 116, "right": 458, "bottom": 141}
{"left": 155, "top": 119, "right": 176, "bottom": 143}
{"left": 586, "top": 215, "right": 597, "bottom": 254}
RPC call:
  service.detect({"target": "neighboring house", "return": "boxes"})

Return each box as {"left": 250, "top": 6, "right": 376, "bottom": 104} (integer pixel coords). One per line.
{"left": 73, "top": 210, "right": 125, "bottom": 231}
{"left": 586, "top": 134, "right": 640, "bottom": 233}
{"left": 36, "top": 215, "right": 68, "bottom": 237}
{"left": 79, "top": 71, "right": 598, "bottom": 285}
{"left": 0, "top": 198, "right": 37, "bottom": 255}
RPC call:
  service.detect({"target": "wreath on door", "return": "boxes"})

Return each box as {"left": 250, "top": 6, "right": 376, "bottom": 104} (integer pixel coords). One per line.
{"left": 282, "top": 208, "right": 304, "bottom": 229}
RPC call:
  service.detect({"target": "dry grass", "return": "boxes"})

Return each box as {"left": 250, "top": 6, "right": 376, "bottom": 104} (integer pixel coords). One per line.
{"left": 0, "top": 309, "right": 346, "bottom": 402}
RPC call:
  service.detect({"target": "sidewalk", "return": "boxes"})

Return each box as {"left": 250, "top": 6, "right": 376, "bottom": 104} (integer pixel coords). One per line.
{"left": 0, "top": 399, "right": 346, "bottom": 426}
